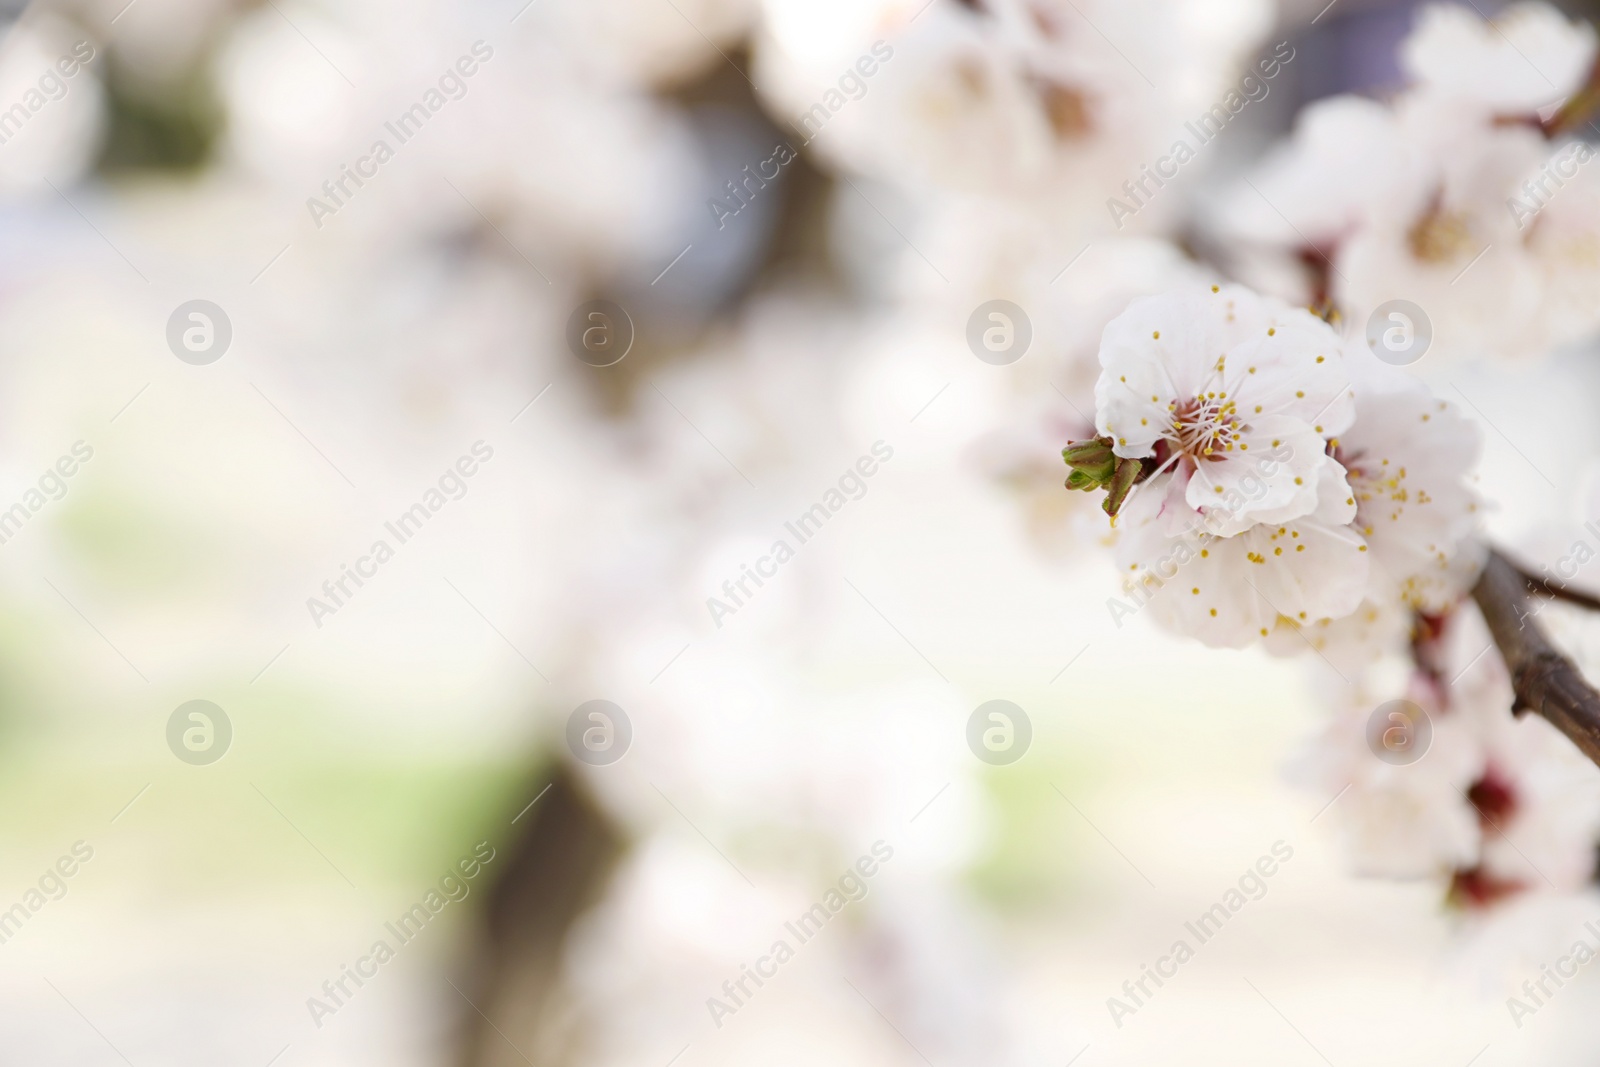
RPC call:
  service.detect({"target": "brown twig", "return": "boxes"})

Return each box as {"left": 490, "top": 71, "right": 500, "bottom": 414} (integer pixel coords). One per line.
{"left": 1472, "top": 548, "right": 1600, "bottom": 768}
{"left": 1505, "top": 556, "right": 1600, "bottom": 614}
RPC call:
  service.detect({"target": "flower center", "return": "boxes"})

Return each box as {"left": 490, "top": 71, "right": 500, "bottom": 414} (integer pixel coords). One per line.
{"left": 1407, "top": 201, "right": 1476, "bottom": 264}
{"left": 1035, "top": 80, "right": 1094, "bottom": 141}
{"left": 1339, "top": 447, "right": 1420, "bottom": 533}
{"left": 1170, "top": 394, "right": 1242, "bottom": 460}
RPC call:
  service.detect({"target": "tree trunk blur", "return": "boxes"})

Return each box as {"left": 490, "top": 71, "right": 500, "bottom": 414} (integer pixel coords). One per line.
{"left": 455, "top": 760, "right": 626, "bottom": 1067}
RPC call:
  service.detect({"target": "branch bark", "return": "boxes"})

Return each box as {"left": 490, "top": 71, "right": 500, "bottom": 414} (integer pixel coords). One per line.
{"left": 1472, "top": 548, "right": 1600, "bottom": 767}
{"left": 1510, "top": 561, "right": 1600, "bottom": 614}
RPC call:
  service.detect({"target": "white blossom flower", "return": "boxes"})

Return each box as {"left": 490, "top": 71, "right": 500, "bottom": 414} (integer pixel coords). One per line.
{"left": 756, "top": 0, "right": 1061, "bottom": 196}
{"left": 754, "top": 0, "right": 1268, "bottom": 214}
{"left": 1212, "top": 3, "right": 1600, "bottom": 361}
{"left": 847, "top": 5, "right": 1140, "bottom": 199}
{"left": 1091, "top": 284, "right": 1489, "bottom": 651}
{"left": 1210, "top": 96, "right": 1416, "bottom": 256}
{"left": 1297, "top": 603, "right": 1600, "bottom": 901}
{"left": 1262, "top": 597, "right": 1413, "bottom": 678}
{"left": 1111, "top": 455, "right": 1368, "bottom": 647}
{"left": 1402, "top": 1, "right": 1597, "bottom": 118}
{"left": 1248, "top": 358, "right": 1484, "bottom": 664}
{"left": 1470, "top": 711, "right": 1600, "bottom": 894}
{"left": 1294, "top": 607, "right": 1498, "bottom": 883}
{"left": 1094, "top": 284, "right": 1356, "bottom": 537}
{"left": 1215, "top": 88, "right": 1589, "bottom": 359}
{"left": 1521, "top": 147, "right": 1600, "bottom": 345}
{"left": 1335, "top": 98, "right": 1550, "bottom": 359}
{"left": 963, "top": 237, "right": 1208, "bottom": 550}
{"left": 1296, "top": 678, "right": 1483, "bottom": 881}
{"left": 1336, "top": 355, "right": 1486, "bottom": 613}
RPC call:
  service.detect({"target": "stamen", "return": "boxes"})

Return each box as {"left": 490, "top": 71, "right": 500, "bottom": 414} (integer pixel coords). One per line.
{"left": 1170, "top": 394, "right": 1244, "bottom": 461}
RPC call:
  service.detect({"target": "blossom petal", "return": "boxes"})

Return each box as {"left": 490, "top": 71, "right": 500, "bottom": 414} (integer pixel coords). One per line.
{"left": 1183, "top": 417, "right": 1337, "bottom": 536}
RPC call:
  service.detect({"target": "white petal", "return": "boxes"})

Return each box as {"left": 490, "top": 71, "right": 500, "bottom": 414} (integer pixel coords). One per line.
{"left": 1403, "top": 2, "right": 1597, "bottom": 116}
{"left": 1224, "top": 316, "right": 1356, "bottom": 436}
{"left": 1183, "top": 418, "right": 1334, "bottom": 536}
{"left": 1114, "top": 465, "right": 1369, "bottom": 649}
{"left": 1342, "top": 352, "right": 1486, "bottom": 611}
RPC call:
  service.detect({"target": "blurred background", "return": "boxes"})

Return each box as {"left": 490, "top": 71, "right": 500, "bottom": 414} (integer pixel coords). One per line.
{"left": 3, "top": 0, "right": 1600, "bottom": 1064}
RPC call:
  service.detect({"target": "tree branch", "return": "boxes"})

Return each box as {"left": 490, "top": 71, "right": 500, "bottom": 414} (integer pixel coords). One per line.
{"left": 1504, "top": 555, "right": 1600, "bottom": 614}
{"left": 1472, "top": 548, "right": 1600, "bottom": 768}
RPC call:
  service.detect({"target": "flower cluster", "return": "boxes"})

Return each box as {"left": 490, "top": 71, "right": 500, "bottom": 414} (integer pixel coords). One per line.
{"left": 1214, "top": 2, "right": 1600, "bottom": 360}
{"left": 929, "top": 2, "right": 1600, "bottom": 937}
{"left": 1075, "top": 283, "right": 1483, "bottom": 651}
{"left": 756, "top": 0, "right": 1272, "bottom": 206}
{"left": 1297, "top": 607, "right": 1600, "bottom": 902}
{"left": 1058, "top": 271, "right": 1600, "bottom": 918}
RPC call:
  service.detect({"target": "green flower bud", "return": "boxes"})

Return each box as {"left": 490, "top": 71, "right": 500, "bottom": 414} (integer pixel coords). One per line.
{"left": 1060, "top": 434, "right": 1150, "bottom": 518}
